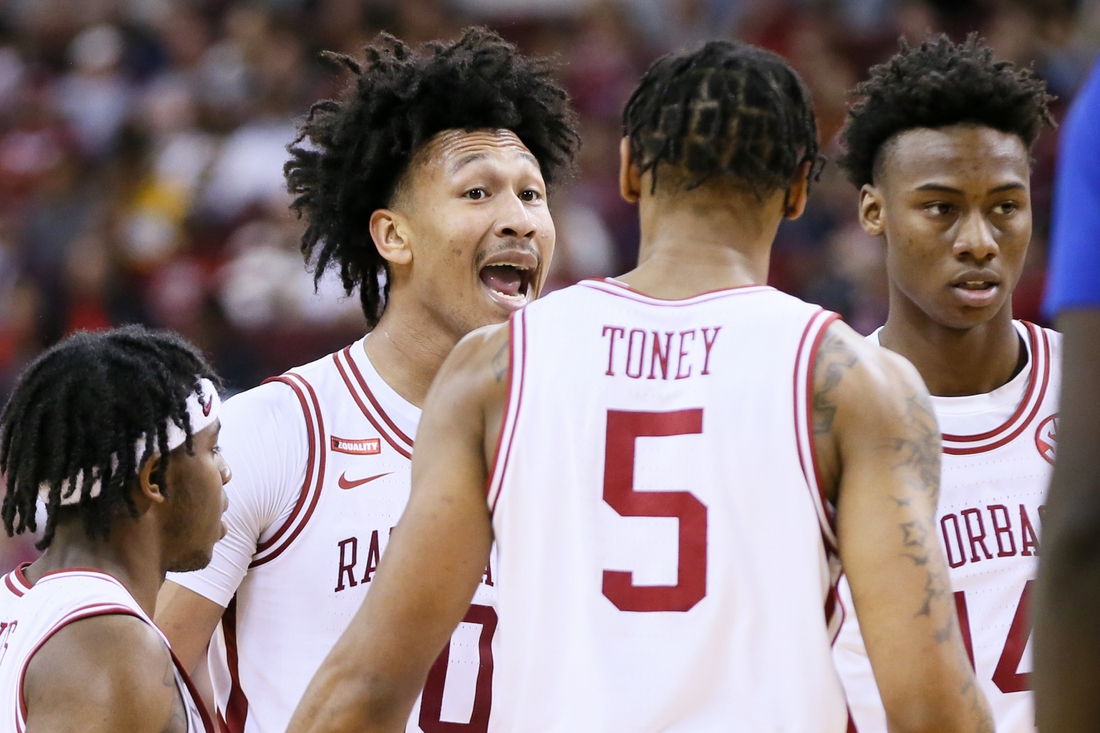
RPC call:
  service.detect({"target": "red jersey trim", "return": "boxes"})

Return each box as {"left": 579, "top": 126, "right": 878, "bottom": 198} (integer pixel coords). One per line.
{"left": 250, "top": 373, "right": 327, "bottom": 568}
{"left": 942, "top": 322, "right": 1051, "bottom": 455}
{"left": 333, "top": 349, "right": 413, "bottom": 459}
{"left": 17, "top": 604, "right": 144, "bottom": 728}
{"left": 487, "top": 310, "right": 528, "bottom": 514}
{"left": 172, "top": 648, "right": 216, "bottom": 733}
{"left": 220, "top": 596, "right": 248, "bottom": 733}
{"left": 341, "top": 345, "right": 414, "bottom": 448}
{"left": 580, "top": 278, "right": 774, "bottom": 306}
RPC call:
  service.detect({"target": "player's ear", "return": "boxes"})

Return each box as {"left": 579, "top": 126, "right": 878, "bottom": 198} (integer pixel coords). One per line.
{"left": 137, "top": 455, "right": 167, "bottom": 507}
{"left": 783, "top": 160, "right": 814, "bottom": 220}
{"left": 619, "top": 138, "right": 642, "bottom": 203}
{"left": 859, "top": 184, "right": 885, "bottom": 237}
{"left": 370, "top": 208, "right": 414, "bottom": 267}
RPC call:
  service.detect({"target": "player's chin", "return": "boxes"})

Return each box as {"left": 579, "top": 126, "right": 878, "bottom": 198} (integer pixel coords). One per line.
{"left": 167, "top": 546, "right": 217, "bottom": 574}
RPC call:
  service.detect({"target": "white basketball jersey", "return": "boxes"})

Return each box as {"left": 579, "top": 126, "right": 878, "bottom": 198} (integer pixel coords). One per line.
{"left": 486, "top": 279, "right": 849, "bottom": 732}
{"left": 208, "top": 344, "right": 498, "bottom": 733}
{"left": 0, "top": 564, "right": 213, "bottom": 733}
{"left": 833, "top": 320, "right": 1060, "bottom": 733}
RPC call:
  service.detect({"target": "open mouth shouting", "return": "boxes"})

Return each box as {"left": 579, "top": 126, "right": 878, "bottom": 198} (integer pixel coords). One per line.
{"left": 950, "top": 269, "right": 1001, "bottom": 308}
{"left": 479, "top": 250, "right": 539, "bottom": 311}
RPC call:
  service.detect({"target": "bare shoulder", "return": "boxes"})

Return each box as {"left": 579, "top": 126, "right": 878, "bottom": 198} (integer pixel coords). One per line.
{"left": 24, "top": 614, "right": 185, "bottom": 733}
{"left": 431, "top": 321, "right": 512, "bottom": 402}
{"left": 811, "top": 321, "right": 938, "bottom": 501}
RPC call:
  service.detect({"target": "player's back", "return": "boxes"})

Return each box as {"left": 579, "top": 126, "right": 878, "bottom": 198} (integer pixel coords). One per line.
{"left": 486, "top": 279, "right": 849, "bottom": 732}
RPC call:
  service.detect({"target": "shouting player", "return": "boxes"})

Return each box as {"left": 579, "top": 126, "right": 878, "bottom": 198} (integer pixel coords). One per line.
{"left": 831, "top": 36, "right": 1059, "bottom": 733}
{"left": 154, "top": 27, "right": 579, "bottom": 733}
{"left": 286, "top": 40, "right": 992, "bottom": 733}
{"left": 0, "top": 326, "right": 229, "bottom": 733}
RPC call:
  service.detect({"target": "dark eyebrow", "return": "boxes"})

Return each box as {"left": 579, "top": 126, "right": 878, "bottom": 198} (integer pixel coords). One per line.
{"left": 450, "top": 150, "right": 541, "bottom": 174}
{"left": 914, "top": 182, "right": 1027, "bottom": 195}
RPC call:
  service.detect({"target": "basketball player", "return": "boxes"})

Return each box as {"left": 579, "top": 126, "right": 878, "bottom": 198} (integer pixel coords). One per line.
{"left": 0, "top": 326, "right": 229, "bottom": 733}
{"left": 153, "top": 28, "right": 579, "bottom": 733}
{"left": 1034, "top": 58, "right": 1100, "bottom": 733}
{"left": 285, "top": 41, "right": 993, "bottom": 733}
{"left": 829, "top": 36, "right": 1059, "bottom": 733}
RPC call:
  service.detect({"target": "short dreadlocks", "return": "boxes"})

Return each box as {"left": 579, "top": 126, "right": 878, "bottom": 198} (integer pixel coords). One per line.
{"left": 840, "top": 34, "right": 1056, "bottom": 189}
{"left": 286, "top": 27, "right": 580, "bottom": 328}
{"left": 0, "top": 326, "right": 220, "bottom": 550}
{"left": 623, "top": 40, "right": 823, "bottom": 196}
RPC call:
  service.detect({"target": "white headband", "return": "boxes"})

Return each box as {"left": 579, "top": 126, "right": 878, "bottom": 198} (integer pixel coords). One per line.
{"left": 40, "top": 378, "right": 221, "bottom": 506}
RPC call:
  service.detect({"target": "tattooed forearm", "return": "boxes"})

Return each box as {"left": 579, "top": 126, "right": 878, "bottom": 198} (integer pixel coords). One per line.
{"left": 812, "top": 331, "right": 859, "bottom": 434}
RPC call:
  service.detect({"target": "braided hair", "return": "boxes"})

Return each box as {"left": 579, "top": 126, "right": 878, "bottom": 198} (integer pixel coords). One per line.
{"left": 0, "top": 326, "right": 220, "bottom": 550}
{"left": 623, "top": 40, "right": 823, "bottom": 196}
{"left": 840, "top": 34, "right": 1055, "bottom": 189}
{"left": 286, "top": 26, "right": 581, "bottom": 328}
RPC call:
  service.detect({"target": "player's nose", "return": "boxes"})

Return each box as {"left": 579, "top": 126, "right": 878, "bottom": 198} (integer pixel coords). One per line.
{"left": 954, "top": 211, "right": 999, "bottom": 262}
{"left": 218, "top": 454, "right": 232, "bottom": 485}
{"left": 495, "top": 191, "right": 537, "bottom": 240}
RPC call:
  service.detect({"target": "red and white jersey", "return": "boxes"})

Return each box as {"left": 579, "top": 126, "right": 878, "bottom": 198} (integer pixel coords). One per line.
{"left": 0, "top": 564, "right": 213, "bottom": 733}
{"left": 833, "top": 320, "right": 1060, "bottom": 733}
{"left": 167, "top": 337, "right": 497, "bottom": 733}
{"left": 486, "top": 279, "right": 849, "bottom": 731}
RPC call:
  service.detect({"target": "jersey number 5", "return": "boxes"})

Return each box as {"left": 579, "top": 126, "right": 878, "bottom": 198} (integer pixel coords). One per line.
{"left": 602, "top": 409, "right": 707, "bottom": 612}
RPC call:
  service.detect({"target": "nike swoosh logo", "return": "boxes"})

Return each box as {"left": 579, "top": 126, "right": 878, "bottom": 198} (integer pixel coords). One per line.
{"left": 338, "top": 472, "right": 392, "bottom": 490}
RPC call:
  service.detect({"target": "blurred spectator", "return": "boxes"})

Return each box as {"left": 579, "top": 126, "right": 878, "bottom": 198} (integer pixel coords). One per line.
{"left": 0, "top": 0, "right": 1094, "bottom": 570}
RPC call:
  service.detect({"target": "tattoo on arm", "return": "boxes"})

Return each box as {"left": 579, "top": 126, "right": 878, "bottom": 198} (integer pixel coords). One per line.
{"left": 812, "top": 331, "right": 859, "bottom": 435}
{"left": 159, "top": 647, "right": 187, "bottom": 733}
{"left": 491, "top": 337, "right": 510, "bottom": 383}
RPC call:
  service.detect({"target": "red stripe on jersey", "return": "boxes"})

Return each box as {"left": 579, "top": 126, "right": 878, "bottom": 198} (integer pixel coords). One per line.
{"left": 334, "top": 351, "right": 412, "bottom": 459}
{"left": 943, "top": 323, "right": 1051, "bottom": 455}
{"left": 491, "top": 309, "right": 529, "bottom": 514}
{"left": 251, "top": 374, "right": 328, "bottom": 568}
{"left": 579, "top": 278, "right": 773, "bottom": 307}
{"left": 220, "top": 596, "right": 248, "bottom": 733}
{"left": 485, "top": 315, "right": 518, "bottom": 501}
{"left": 341, "top": 346, "right": 414, "bottom": 448}
{"left": 254, "top": 375, "right": 318, "bottom": 556}
{"left": 17, "top": 605, "right": 143, "bottom": 727}
{"left": 172, "top": 648, "right": 215, "bottom": 733}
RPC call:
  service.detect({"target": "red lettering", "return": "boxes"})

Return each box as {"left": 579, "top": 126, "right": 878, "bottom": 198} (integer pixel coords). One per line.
{"left": 602, "top": 326, "right": 625, "bottom": 376}
{"left": 988, "top": 504, "right": 1017, "bottom": 557}
{"left": 992, "top": 581, "right": 1033, "bottom": 693}
{"left": 1020, "top": 505, "right": 1039, "bottom": 556}
{"left": 648, "top": 332, "right": 673, "bottom": 380}
{"left": 482, "top": 561, "right": 494, "bottom": 587}
{"left": 361, "top": 530, "right": 381, "bottom": 583}
{"left": 962, "top": 508, "right": 993, "bottom": 562}
{"left": 675, "top": 330, "right": 695, "bottom": 380}
{"left": 625, "top": 329, "right": 646, "bottom": 379}
{"left": 335, "top": 537, "right": 358, "bottom": 592}
{"left": 419, "top": 604, "right": 497, "bottom": 732}
{"left": 941, "top": 514, "right": 966, "bottom": 568}
{"left": 701, "top": 327, "right": 721, "bottom": 375}
{"left": 954, "top": 590, "right": 976, "bottom": 669}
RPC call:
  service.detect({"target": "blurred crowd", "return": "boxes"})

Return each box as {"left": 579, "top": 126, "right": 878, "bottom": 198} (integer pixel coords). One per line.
{"left": 0, "top": 0, "right": 1097, "bottom": 565}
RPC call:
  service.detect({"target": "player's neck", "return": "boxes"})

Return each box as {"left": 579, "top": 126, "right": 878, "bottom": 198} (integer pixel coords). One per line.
{"left": 362, "top": 304, "right": 458, "bottom": 408}
{"left": 880, "top": 300, "right": 1024, "bottom": 397}
{"left": 25, "top": 521, "right": 167, "bottom": 616}
{"left": 619, "top": 193, "right": 776, "bottom": 297}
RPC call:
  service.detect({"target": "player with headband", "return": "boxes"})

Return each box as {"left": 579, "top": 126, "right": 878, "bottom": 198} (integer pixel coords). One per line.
{"left": 0, "top": 325, "right": 231, "bottom": 733}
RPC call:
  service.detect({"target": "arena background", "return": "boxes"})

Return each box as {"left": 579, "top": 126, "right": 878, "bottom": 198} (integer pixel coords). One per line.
{"left": 0, "top": 0, "right": 1096, "bottom": 568}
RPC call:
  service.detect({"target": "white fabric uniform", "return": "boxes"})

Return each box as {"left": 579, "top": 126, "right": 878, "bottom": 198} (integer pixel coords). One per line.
{"left": 486, "top": 279, "right": 849, "bottom": 732}
{"left": 0, "top": 564, "right": 213, "bottom": 733}
{"left": 167, "top": 337, "right": 498, "bottom": 733}
{"left": 833, "top": 320, "right": 1060, "bottom": 733}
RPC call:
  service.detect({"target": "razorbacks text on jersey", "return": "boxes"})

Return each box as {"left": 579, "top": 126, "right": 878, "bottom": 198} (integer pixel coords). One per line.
{"left": 833, "top": 320, "right": 1060, "bottom": 733}
{"left": 167, "top": 337, "right": 497, "bottom": 733}
{"left": 485, "top": 278, "right": 849, "bottom": 731}
{"left": 0, "top": 564, "right": 213, "bottom": 733}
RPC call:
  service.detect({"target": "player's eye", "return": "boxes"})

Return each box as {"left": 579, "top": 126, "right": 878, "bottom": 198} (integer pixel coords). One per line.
{"left": 520, "top": 189, "right": 542, "bottom": 203}
{"left": 925, "top": 202, "right": 954, "bottom": 216}
{"left": 465, "top": 188, "right": 487, "bottom": 200}
{"left": 992, "top": 201, "right": 1019, "bottom": 216}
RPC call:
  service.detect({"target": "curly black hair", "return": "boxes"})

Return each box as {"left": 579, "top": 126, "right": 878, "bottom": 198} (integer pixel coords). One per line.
{"left": 0, "top": 326, "right": 220, "bottom": 550}
{"left": 623, "top": 40, "right": 823, "bottom": 196}
{"left": 286, "top": 26, "right": 581, "bottom": 328}
{"left": 840, "top": 34, "right": 1056, "bottom": 188}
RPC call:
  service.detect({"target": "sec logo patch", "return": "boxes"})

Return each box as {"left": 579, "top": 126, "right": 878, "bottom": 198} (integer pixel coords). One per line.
{"left": 1035, "top": 414, "right": 1058, "bottom": 465}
